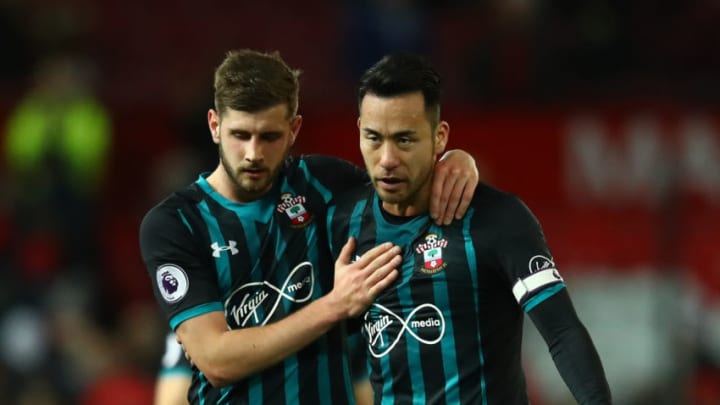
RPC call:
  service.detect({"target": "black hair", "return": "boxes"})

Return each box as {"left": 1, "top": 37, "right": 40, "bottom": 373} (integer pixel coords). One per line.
{"left": 357, "top": 53, "right": 441, "bottom": 127}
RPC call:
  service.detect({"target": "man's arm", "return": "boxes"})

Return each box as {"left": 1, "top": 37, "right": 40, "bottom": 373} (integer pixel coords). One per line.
{"left": 300, "top": 153, "right": 479, "bottom": 226}
{"left": 177, "top": 239, "right": 401, "bottom": 387}
{"left": 430, "top": 149, "right": 479, "bottom": 225}
{"left": 528, "top": 288, "right": 612, "bottom": 404}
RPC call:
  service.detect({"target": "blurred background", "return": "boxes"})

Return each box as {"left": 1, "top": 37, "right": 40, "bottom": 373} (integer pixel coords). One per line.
{"left": 0, "top": 0, "right": 719, "bottom": 404}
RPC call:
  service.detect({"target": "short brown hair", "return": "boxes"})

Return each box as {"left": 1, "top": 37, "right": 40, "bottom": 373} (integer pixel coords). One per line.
{"left": 213, "top": 49, "right": 300, "bottom": 118}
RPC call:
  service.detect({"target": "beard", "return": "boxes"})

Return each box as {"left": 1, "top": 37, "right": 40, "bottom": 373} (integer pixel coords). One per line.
{"left": 218, "top": 141, "right": 287, "bottom": 201}
{"left": 373, "top": 162, "right": 435, "bottom": 210}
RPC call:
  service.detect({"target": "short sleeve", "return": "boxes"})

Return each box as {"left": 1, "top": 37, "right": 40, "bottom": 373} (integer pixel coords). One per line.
{"left": 488, "top": 195, "right": 565, "bottom": 312}
{"left": 139, "top": 202, "right": 223, "bottom": 329}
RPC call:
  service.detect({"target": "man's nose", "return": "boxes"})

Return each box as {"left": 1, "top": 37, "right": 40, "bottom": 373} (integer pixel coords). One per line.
{"left": 244, "top": 137, "right": 264, "bottom": 162}
{"left": 379, "top": 142, "right": 399, "bottom": 169}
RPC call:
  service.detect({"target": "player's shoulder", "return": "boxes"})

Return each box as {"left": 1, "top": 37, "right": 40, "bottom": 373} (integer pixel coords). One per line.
{"left": 334, "top": 182, "right": 374, "bottom": 206}
{"left": 286, "top": 154, "right": 368, "bottom": 197}
{"left": 469, "top": 182, "right": 534, "bottom": 220}
{"left": 327, "top": 183, "right": 373, "bottom": 226}
{"left": 293, "top": 154, "right": 357, "bottom": 170}
{"left": 140, "top": 182, "right": 203, "bottom": 232}
{"left": 290, "top": 154, "right": 365, "bottom": 180}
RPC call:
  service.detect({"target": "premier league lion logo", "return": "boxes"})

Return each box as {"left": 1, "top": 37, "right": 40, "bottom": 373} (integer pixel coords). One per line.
{"left": 161, "top": 270, "right": 179, "bottom": 295}
{"left": 156, "top": 264, "right": 189, "bottom": 303}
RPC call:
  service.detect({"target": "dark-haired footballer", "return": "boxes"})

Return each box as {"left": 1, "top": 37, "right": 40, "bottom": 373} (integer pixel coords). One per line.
{"left": 328, "top": 53, "right": 611, "bottom": 404}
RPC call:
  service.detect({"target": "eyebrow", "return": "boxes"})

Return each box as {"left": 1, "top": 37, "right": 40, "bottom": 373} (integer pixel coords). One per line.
{"left": 362, "top": 128, "right": 416, "bottom": 138}
{"left": 229, "top": 128, "right": 284, "bottom": 137}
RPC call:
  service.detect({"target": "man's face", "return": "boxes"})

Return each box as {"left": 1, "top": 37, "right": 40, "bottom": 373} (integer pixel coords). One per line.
{"left": 209, "top": 104, "right": 301, "bottom": 202}
{"left": 358, "top": 92, "right": 447, "bottom": 214}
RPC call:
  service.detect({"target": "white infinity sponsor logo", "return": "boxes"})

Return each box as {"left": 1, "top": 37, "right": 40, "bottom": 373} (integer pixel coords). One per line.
{"left": 364, "top": 303, "right": 445, "bottom": 358}
{"left": 225, "top": 261, "right": 314, "bottom": 327}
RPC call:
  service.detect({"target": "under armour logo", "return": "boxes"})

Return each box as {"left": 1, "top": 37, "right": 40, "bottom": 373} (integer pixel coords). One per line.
{"left": 211, "top": 241, "right": 239, "bottom": 258}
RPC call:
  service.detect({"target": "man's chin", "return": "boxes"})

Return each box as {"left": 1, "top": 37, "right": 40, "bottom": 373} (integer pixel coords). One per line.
{"left": 237, "top": 179, "right": 272, "bottom": 197}
{"left": 376, "top": 190, "right": 404, "bottom": 204}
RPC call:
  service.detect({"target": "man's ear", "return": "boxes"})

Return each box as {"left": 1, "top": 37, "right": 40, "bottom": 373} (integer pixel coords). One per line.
{"left": 290, "top": 115, "right": 302, "bottom": 145}
{"left": 435, "top": 121, "right": 449, "bottom": 156}
{"left": 208, "top": 109, "right": 221, "bottom": 144}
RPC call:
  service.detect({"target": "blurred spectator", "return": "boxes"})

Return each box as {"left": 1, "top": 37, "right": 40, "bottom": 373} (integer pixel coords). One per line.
{"left": 0, "top": 52, "right": 113, "bottom": 403}
{"left": 3, "top": 53, "right": 111, "bottom": 279}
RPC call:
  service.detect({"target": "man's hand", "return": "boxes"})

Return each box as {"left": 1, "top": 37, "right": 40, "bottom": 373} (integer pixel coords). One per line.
{"left": 172, "top": 239, "right": 400, "bottom": 386}
{"left": 329, "top": 238, "right": 401, "bottom": 318}
{"left": 430, "top": 149, "right": 479, "bottom": 225}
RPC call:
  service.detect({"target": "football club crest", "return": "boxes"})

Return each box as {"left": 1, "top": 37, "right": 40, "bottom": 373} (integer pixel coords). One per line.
{"left": 415, "top": 233, "right": 449, "bottom": 274}
{"left": 276, "top": 193, "right": 313, "bottom": 227}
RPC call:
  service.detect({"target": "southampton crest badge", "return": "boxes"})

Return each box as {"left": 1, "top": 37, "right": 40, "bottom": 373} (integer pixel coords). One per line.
{"left": 415, "top": 233, "right": 449, "bottom": 274}
{"left": 276, "top": 193, "right": 313, "bottom": 227}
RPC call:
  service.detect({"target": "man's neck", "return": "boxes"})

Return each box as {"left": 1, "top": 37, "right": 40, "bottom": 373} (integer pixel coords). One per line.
{"left": 381, "top": 200, "right": 428, "bottom": 217}
{"left": 380, "top": 182, "right": 431, "bottom": 217}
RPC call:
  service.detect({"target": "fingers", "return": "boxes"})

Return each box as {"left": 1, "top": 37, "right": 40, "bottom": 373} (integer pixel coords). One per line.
{"left": 352, "top": 240, "right": 395, "bottom": 268}
{"left": 429, "top": 162, "right": 448, "bottom": 221}
{"left": 443, "top": 169, "right": 479, "bottom": 223}
{"left": 342, "top": 245, "right": 401, "bottom": 317}
{"left": 445, "top": 175, "right": 467, "bottom": 221}
{"left": 436, "top": 170, "right": 459, "bottom": 225}
{"left": 431, "top": 151, "right": 480, "bottom": 224}
{"left": 360, "top": 245, "right": 401, "bottom": 299}
{"left": 336, "top": 237, "right": 356, "bottom": 267}
{"left": 362, "top": 246, "right": 401, "bottom": 281}
{"left": 355, "top": 244, "right": 401, "bottom": 286}
{"left": 365, "top": 255, "right": 401, "bottom": 298}
{"left": 455, "top": 171, "right": 478, "bottom": 220}
{"left": 367, "top": 271, "right": 399, "bottom": 300}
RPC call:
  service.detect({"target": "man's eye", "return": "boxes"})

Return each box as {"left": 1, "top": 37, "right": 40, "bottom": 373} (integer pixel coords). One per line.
{"left": 261, "top": 132, "right": 283, "bottom": 141}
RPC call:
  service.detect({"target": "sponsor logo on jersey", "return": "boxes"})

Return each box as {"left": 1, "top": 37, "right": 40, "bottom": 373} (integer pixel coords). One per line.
{"left": 363, "top": 302, "right": 445, "bottom": 358}
{"left": 276, "top": 193, "right": 313, "bottom": 228}
{"left": 512, "top": 254, "right": 564, "bottom": 303}
{"left": 211, "top": 240, "right": 239, "bottom": 258}
{"left": 415, "top": 233, "right": 449, "bottom": 274}
{"left": 225, "top": 261, "right": 315, "bottom": 328}
{"left": 528, "top": 254, "right": 556, "bottom": 273}
{"left": 156, "top": 264, "right": 189, "bottom": 303}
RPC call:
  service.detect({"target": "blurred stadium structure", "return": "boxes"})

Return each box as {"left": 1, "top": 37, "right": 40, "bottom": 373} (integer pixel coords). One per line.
{"left": 0, "top": 1, "right": 719, "bottom": 404}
